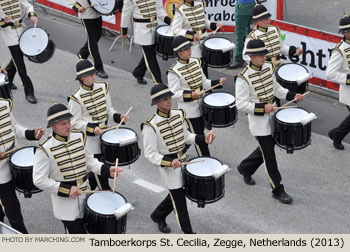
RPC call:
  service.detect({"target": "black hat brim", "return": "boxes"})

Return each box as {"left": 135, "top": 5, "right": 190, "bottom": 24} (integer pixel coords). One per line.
{"left": 244, "top": 49, "right": 269, "bottom": 55}
{"left": 75, "top": 69, "right": 96, "bottom": 80}
{"left": 151, "top": 91, "right": 174, "bottom": 106}
{"left": 339, "top": 28, "right": 350, "bottom": 33}
{"left": 253, "top": 13, "right": 272, "bottom": 22}
{"left": 174, "top": 42, "right": 193, "bottom": 54}
{"left": 47, "top": 113, "right": 73, "bottom": 128}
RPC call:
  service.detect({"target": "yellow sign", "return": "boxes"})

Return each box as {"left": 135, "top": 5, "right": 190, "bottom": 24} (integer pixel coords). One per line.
{"left": 164, "top": 0, "right": 183, "bottom": 19}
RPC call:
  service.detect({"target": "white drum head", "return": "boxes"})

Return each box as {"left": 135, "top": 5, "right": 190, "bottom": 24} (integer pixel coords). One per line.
{"left": 90, "top": 0, "right": 115, "bottom": 15}
{"left": 101, "top": 128, "right": 137, "bottom": 145}
{"left": 19, "top": 28, "right": 49, "bottom": 56}
{"left": 276, "top": 108, "right": 309, "bottom": 123}
{"left": 10, "top": 147, "right": 35, "bottom": 167}
{"left": 203, "top": 92, "right": 235, "bottom": 107}
{"left": 87, "top": 191, "right": 126, "bottom": 215}
{"left": 0, "top": 73, "right": 8, "bottom": 85}
{"left": 277, "top": 64, "right": 308, "bottom": 82}
{"left": 156, "top": 26, "right": 173, "bottom": 37}
{"left": 186, "top": 157, "right": 222, "bottom": 177}
{"left": 204, "top": 38, "right": 232, "bottom": 50}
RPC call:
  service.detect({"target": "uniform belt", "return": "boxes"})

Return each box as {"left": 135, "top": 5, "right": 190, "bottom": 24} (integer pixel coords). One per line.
{"left": 91, "top": 120, "right": 108, "bottom": 129}
{"left": 61, "top": 175, "right": 87, "bottom": 187}
{"left": 134, "top": 16, "right": 157, "bottom": 23}
{"left": 193, "top": 28, "right": 206, "bottom": 35}
{"left": 164, "top": 149, "right": 186, "bottom": 159}
{"left": 0, "top": 19, "right": 22, "bottom": 28}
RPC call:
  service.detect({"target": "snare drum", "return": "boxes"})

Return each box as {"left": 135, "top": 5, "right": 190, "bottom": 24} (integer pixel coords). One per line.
{"left": 202, "top": 37, "right": 234, "bottom": 68}
{"left": 155, "top": 25, "right": 175, "bottom": 60}
{"left": 202, "top": 92, "right": 237, "bottom": 128}
{"left": 100, "top": 127, "right": 140, "bottom": 166}
{"left": 274, "top": 107, "right": 312, "bottom": 153}
{"left": 89, "top": 0, "right": 121, "bottom": 15}
{"left": 0, "top": 73, "right": 12, "bottom": 100}
{"left": 275, "top": 63, "right": 309, "bottom": 93}
{"left": 85, "top": 191, "right": 128, "bottom": 234}
{"left": 9, "top": 146, "right": 42, "bottom": 198}
{"left": 19, "top": 27, "right": 55, "bottom": 63}
{"left": 183, "top": 157, "right": 225, "bottom": 208}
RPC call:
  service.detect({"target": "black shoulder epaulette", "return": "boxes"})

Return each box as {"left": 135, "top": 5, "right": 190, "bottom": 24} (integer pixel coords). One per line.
{"left": 141, "top": 114, "right": 156, "bottom": 132}
{"left": 68, "top": 88, "right": 80, "bottom": 103}
{"left": 235, "top": 67, "right": 249, "bottom": 83}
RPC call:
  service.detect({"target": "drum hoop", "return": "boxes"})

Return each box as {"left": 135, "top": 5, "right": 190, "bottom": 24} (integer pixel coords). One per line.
{"left": 274, "top": 107, "right": 310, "bottom": 125}
{"left": 9, "top": 146, "right": 37, "bottom": 169}
{"left": 183, "top": 156, "right": 223, "bottom": 178}
{"left": 275, "top": 62, "right": 309, "bottom": 85}
{"left": 100, "top": 126, "right": 138, "bottom": 145}
{"left": 203, "top": 37, "right": 232, "bottom": 52}
{"left": 155, "top": 25, "right": 174, "bottom": 37}
{"left": 202, "top": 91, "right": 236, "bottom": 109}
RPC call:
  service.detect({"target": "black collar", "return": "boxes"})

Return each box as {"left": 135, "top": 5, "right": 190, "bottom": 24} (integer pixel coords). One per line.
{"left": 178, "top": 58, "right": 189, "bottom": 64}
{"left": 343, "top": 37, "right": 350, "bottom": 44}
{"left": 184, "top": 0, "right": 194, "bottom": 7}
{"left": 53, "top": 132, "right": 69, "bottom": 142}
{"left": 81, "top": 83, "right": 94, "bottom": 90}
{"left": 249, "top": 62, "right": 263, "bottom": 71}
{"left": 257, "top": 26, "right": 268, "bottom": 32}
{"left": 157, "top": 109, "right": 171, "bottom": 118}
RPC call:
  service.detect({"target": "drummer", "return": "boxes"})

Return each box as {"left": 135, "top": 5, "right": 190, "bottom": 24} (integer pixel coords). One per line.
{"left": 168, "top": 36, "right": 226, "bottom": 157}
{"left": 142, "top": 83, "right": 215, "bottom": 234}
{"left": 68, "top": 0, "right": 108, "bottom": 78}
{"left": 0, "top": 0, "right": 39, "bottom": 103}
{"left": 121, "top": 0, "right": 172, "bottom": 84}
{"left": 172, "top": 0, "right": 222, "bottom": 77}
{"left": 68, "top": 59, "right": 129, "bottom": 191}
{"left": 0, "top": 85, "right": 44, "bottom": 233}
{"left": 235, "top": 39, "right": 303, "bottom": 204}
{"left": 33, "top": 103, "right": 122, "bottom": 234}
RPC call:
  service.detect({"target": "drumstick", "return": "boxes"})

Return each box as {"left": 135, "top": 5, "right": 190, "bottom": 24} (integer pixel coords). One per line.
{"left": 198, "top": 84, "right": 220, "bottom": 96}
{"left": 101, "top": 106, "right": 133, "bottom": 133}
{"left": 199, "top": 22, "right": 222, "bottom": 39}
{"left": 282, "top": 91, "right": 310, "bottom": 108}
{"left": 32, "top": 22, "right": 36, "bottom": 37}
{"left": 166, "top": 23, "right": 172, "bottom": 33}
{"left": 274, "top": 105, "right": 298, "bottom": 110}
{"left": 80, "top": 190, "right": 109, "bottom": 194}
{"left": 208, "top": 130, "right": 213, "bottom": 143}
{"left": 94, "top": 173, "right": 102, "bottom": 190}
{"left": 112, "top": 158, "right": 118, "bottom": 193}
{"left": 0, "top": 63, "right": 5, "bottom": 72}
{"left": 85, "top": 3, "right": 95, "bottom": 10}
{"left": 179, "top": 160, "right": 205, "bottom": 166}
{"left": 2, "top": 144, "right": 26, "bottom": 157}
{"left": 35, "top": 126, "right": 42, "bottom": 139}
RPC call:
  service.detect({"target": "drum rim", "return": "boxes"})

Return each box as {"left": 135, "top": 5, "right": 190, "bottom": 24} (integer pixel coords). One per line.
{"left": 202, "top": 91, "right": 236, "bottom": 108}
{"left": 203, "top": 37, "right": 233, "bottom": 52}
{"left": 155, "top": 25, "right": 174, "bottom": 37}
{"left": 9, "top": 145, "right": 37, "bottom": 169}
{"left": 183, "top": 156, "right": 223, "bottom": 178}
{"left": 274, "top": 107, "right": 310, "bottom": 125}
{"left": 275, "top": 62, "right": 309, "bottom": 85}
{"left": 19, "top": 27, "right": 50, "bottom": 56}
{"left": 88, "top": 0, "right": 117, "bottom": 15}
{"left": 100, "top": 126, "right": 138, "bottom": 145}
{"left": 85, "top": 191, "right": 127, "bottom": 218}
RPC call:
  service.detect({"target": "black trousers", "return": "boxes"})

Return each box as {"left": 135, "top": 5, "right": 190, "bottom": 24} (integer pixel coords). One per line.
{"left": 79, "top": 17, "right": 104, "bottom": 71}
{"left": 201, "top": 59, "right": 208, "bottom": 78}
{"left": 6, "top": 45, "right": 35, "bottom": 96}
{"left": 62, "top": 218, "right": 87, "bottom": 234}
{"left": 0, "top": 180, "right": 28, "bottom": 234}
{"left": 238, "top": 135, "right": 285, "bottom": 195}
{"left": 151, "top": 188, "right": 193, "bottom": 234}
{"left": 88, "top": 153, "right": 111, "bottom": 190}
{"left": 133, "top": 45, "right": 162, "bottom": 84}
{"left": 329, "top": 106, "right": 350, "bottom": 142}
{"left": 186, "top": 117, "right": 210, "bottom": 156}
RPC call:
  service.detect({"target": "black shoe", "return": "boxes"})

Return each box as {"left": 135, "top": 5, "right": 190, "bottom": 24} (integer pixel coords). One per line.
{"left": 96, "top": 70, "right": 108, "bottom": 79}
{"left": 25, "top": 94, "right": 37, "bottom": 104}
{"left": 132, "top": 72, "right": 147, "bottom": 85}
{"left": 151, "top": 213, "right": 171, "bottom": 233}
{"left": 272, "top": 192, "right": 293, "bottom": 204}
{"left": 243, "top": 175, "right": 256, "bottom": 185}
{"left": 227, "top": 60, "right": 245, "bottom": 69}
{"left": 8, "top": 83, "right": 17, "bottom": 90}
{"left": 328, "top": 131, "right": 345, "bottom": 150}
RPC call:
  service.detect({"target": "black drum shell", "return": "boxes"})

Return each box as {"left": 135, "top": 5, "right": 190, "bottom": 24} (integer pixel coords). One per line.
{"left": 202, "top": 37, "right": 233, "bottom": 68}
{"left": 155, "top": 25, "right": 175, "bottom": 60}
{"left": 100, "top": 127, "right": 141, "bottom": 166}
{"left": 85, "top": 192, "right": 127, "bottom": 234}
{"left": 183, "top": 157, "right": 225, "bottom": 207}
{"left": 202, "top": 92, "right": 238, "bottom": 128}
{"left": 9, "top": 146, "right": 42, "bottom": 198}
{"left": 275, "top": 63, "right": 308, "bottom": 93}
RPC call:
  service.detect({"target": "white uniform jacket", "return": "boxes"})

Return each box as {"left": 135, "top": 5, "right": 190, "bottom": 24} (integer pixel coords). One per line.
{"left": 141, "top": 108, "right": 205, "bottom": 189}
{"left": 67, "top": 0, "right": 100, "bottom": 19}
{"left": 167, "top": 57, "right": 220, "bottom": 118}
{"left": 0, "top": 0, "right": 36, "bottom": 46}
{"left": 172, "top": 0, "right": 217, "bottom": 58}
{"left": 68, "top": 81, "right": 120, "bottom": 154}
{"left": 0, "top": 98, "right": 34, "bottom": 184}
{"left": 243, "top": 25, "right": 295, "bottom": 63}
{"left": 121, "top": 0, "right": 171, "bottom": 45}
{"left": 235, "top": 62, "right": 294, "bottom": 136}
{"left": 326, "top": 37, "right": 350, "bottom": 106}
{"left": 33, "top": 130, "right": 109, "bottom": 221}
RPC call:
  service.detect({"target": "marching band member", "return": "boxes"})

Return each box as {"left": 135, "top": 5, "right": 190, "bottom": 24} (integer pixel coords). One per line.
{"left": 68, "top": 0, "right": 109, "bottom": 79}
{"left": 68, "top": 59, "right": 129, "bottom": 190}
{"left": 0, "top": 0, "right": 38, "bottom": 103}
{"left": 121, "top": 0, "right": 172, "bottom": 84}
{"left": 168, "top": 36, "right": 226, "bottom": 156}
{"left": 0, "top": 81, "right": 44, "bottom": 233}
{"left": 235, "top": 39, "right": 303, "bottom": 204}
{"left": 171, "top": 0, "right": 221, "bottom": 77}
{"left": 327, "top": 13, "right": 350, "bottom": 150}
{"left": 142, "top": 83, "right": 215, "bottom": 233}
{"left": 33, "top": 103, "right": 121, "bottom": 234}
